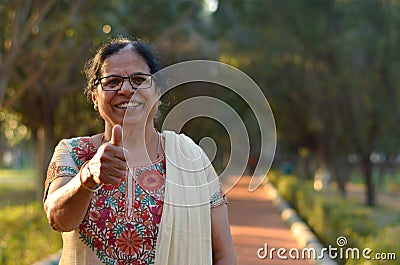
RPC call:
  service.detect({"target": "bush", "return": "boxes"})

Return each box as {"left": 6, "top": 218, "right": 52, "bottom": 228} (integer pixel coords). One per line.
{"left": 266, "top": 171, "right": 397, "bottom": 265}
{"left": 0, "top": 202, "right": 62, "bottom": 265}
{"left": 345, "top": 225, "right": 400, "bottom": 265}
{"left": 276, "top": 175, "right": 299, "bottom": 203}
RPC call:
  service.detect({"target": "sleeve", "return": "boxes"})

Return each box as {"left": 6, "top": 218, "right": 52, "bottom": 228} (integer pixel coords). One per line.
{"left": 210, "top": 181, "right": 228, "bottom": 208}
{"left": 43, "top": 139, "right": 79, "bottom": 202}
{"left": 201, "top": 149, "right": 228, "bottom": 208}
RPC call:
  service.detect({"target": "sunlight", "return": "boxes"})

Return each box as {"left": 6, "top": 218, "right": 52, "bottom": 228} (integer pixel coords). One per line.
{"left": 203, "top": 0, "right": 218, "bottom": 13}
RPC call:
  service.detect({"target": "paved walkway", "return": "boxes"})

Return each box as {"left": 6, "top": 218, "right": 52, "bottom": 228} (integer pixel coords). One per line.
{"left": 224, "top": 176, "right": 311, "bottom": 265}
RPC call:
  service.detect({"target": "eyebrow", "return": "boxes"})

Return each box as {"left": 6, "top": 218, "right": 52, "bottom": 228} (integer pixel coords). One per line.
{"left": 101, "top": 72, "right": 151, "bottom": 78}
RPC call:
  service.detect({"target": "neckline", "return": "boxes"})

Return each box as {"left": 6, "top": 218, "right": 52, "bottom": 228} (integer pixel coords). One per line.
{"left": 129, "top": 152, "right": 165, "bottom": 170}
{"left": 89, "top": 132, "right": 164, "bottom": 168}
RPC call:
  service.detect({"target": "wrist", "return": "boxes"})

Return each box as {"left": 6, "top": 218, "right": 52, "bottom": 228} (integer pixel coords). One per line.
{"left": 79, "top": 161, "right": 102, "bottom": 192}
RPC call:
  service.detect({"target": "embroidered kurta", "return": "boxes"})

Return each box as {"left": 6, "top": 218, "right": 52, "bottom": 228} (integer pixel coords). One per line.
{"left": 44, "top": 132, "right": 226, "bottom": 265}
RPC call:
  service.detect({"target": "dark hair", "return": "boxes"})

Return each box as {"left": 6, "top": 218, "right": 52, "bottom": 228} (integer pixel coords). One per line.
{"left": 83, "top": 36, "right": 161, "bottom": 99}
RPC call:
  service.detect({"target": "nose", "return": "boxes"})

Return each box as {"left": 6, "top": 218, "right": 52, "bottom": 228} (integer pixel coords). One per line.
{"left": 118, "top": 79, "right": 135, "bottom": 95}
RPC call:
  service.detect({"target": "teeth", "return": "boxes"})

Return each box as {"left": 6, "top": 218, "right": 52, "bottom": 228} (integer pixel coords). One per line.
{"left": 117, "top": 102, "right": 140, "bottom": 109}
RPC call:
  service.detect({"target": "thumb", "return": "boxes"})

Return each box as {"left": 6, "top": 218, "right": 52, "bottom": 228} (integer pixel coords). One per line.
{"left": 110, "top": 125, "right": 123, "bottom": 146}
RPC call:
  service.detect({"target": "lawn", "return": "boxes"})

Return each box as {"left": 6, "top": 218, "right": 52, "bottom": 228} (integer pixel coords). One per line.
{"left": 0, "top": 168, "right": 62, "bottom": 265}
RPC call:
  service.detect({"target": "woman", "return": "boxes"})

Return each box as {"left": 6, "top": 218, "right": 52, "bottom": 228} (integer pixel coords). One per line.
{"left": 43, "top": 37, "right": 236, "bottom": 265}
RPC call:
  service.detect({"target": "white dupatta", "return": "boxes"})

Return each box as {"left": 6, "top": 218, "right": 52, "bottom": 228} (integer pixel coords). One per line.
{"left": 154, "top": 131, "right": 219, "bottom": 265}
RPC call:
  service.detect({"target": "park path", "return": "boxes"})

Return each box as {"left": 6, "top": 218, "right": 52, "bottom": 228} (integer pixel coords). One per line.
{"left": 224, "top": 176, "right": 311, "bottom": 265}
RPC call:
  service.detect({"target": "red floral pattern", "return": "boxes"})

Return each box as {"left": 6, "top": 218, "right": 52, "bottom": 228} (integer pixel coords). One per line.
{"left": 138, "top": 170, "right": 164, "bottom": 191}
{"left": 117, "top": 230, "right": 143, "bottom": 255}
{"left": 68, "top": 138, "right": 166, "bottom": 264}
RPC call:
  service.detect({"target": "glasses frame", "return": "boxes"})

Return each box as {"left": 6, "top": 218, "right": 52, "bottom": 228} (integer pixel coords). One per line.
{"left": 96, "top": 73, "right": 153, "bottom": 91}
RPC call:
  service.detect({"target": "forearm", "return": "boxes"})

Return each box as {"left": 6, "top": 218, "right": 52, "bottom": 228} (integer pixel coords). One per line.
{"left": 213, "top": 256, "right": 237, "bottom": 265}
{"left": 44, "top": 170, "right": 94, "bottom": 232}
{"left": 211, "top": 204, "right": 237, "bottom": 265}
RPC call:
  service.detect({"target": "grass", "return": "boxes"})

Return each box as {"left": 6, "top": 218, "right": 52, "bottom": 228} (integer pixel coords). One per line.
{"left": 0, "top": 167, "right": 62, "bottom": 265}
{"left": 0, "top": 202, "right": 62, "bottom": 265}
{"left": 328, "top": 182, "right": 400, "bottom": 226}
{"left": 0, "top": 168, "right": 35, "bottom": 181}
{"left": 348, "top": 170, "right": 400, "bottom": 195}
{"left": 0, "top": 168, "right": 36, "bottom": 207}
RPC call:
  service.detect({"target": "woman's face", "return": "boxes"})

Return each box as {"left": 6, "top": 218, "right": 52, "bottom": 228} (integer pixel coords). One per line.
{"left": 92, "top": 47, "right": 159, "bottom": 128}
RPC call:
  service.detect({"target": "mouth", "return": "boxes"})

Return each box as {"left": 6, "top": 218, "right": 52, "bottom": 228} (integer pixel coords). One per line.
{"left": 116, "top": 102, "right": 141, "bottom": 109}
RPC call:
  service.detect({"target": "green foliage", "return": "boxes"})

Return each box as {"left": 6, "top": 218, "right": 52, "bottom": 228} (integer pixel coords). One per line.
{"left": 0, "top": 202, "right": 62, "bottom": 265}
{"left": 276, "top": 175, "right": 299, "bottom": 203}
{"left": 216, "top": 0, "right": 400, "bottom": 206}
{"left": 267, "top": 171, "right": 399, "bottom": 264}
{"left": 0, "top": 109, "right": 31, "bottom": 147}
{"left": 358, "top": 226, "right": 399, "bottom": 265}
{"left": 345, "top": 226, "right": 400, "bottom": 265}
{"left": 2, "top": 0, "right": 400, "bottom": 206}
{"left": 0, "top": 168, "right": 60, "bottom": 264}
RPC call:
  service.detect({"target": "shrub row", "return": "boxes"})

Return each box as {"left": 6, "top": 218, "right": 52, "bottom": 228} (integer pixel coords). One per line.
{"left": 0, "top": 202, "right": 62, "bottom": 265}
{"left": 267, "top": 171, "right": 400, "bottom": 265}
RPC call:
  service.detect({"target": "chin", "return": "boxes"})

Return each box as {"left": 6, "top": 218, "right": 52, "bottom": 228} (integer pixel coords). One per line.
{"left": 122, "top": 114, "right": 146, "bottom": 126}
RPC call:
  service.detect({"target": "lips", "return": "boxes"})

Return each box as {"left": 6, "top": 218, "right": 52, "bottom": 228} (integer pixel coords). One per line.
{"left": 116, "top": 102, "right": 141, "bottom": 109}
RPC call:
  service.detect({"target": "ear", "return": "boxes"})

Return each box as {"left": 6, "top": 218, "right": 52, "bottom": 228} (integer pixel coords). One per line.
{"left": 92, "top": 90, "right": 98, "bottom": 107}
{"left": 155, "top": 87, "right": 161, "bottom": 99}
{"left": 158, "top": 89, "right": 162, "bottom": 106}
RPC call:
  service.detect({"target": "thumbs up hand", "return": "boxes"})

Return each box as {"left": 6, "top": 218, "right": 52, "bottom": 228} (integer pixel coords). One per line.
{"left": 110, "top": 124, "right": 123, "bottom": 146}
{"left": 82, "top": 125, "right": 127, "bottom": 188}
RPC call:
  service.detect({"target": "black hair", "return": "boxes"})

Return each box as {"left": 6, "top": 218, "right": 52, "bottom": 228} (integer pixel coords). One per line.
{"left": 83, "top": 36, "right": 161, "bottom": 100}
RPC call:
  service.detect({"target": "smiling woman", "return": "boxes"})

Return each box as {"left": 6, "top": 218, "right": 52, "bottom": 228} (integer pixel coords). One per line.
{"left": 42, "top": 37, "right": 236, "bottom": 265}
{"left": 85, "top": 39, "right": 160, "bottom": 133}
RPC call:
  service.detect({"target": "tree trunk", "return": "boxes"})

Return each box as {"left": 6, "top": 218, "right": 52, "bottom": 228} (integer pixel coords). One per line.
{"left": 0, "top": 71, "right": 10, "bottom": 105}
{"left": 333, "top": 161, "right": 348, "bottom": 198}
{"left": 361, "top": 154, "right": 376, "bottom": 207}
{"left": 35, "top": 124, "right": 54, "bottom": 201}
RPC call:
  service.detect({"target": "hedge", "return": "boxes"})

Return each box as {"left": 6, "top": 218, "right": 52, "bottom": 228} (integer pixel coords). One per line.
{"left": 267, "top": 171, "right": 399, "bottom": 265}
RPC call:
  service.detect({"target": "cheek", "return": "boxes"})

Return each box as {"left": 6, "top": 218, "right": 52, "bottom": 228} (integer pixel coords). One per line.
{"left": 144, "top": 87, "right": 159, "bottom": 102}
{"left": 152, "top": 87, "right": 161, "bottom": 102}
{"left": 146, "top": 89, "right": 160, "bottom": 111}
{"left": 98, "top": 92, "right": 113, "bottom": 105}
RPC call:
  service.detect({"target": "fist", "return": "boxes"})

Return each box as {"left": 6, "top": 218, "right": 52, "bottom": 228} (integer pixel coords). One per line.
{"left": 87, "top": 125, "right": 127, "bottom": 186}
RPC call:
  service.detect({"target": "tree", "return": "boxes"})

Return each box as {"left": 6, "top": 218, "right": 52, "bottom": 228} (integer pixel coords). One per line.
{"left": 1, "top": 0, "right": 111, "bottom": 198}
{"left": 213, "top": 0, "right": 400, "bottom": 206}
{"left": 1, "top": 0, "right": 220, "bottom": 199}
{"left": 332, "top": 0, "right": 400, "bottom": 206}
{"left": 0, "top": 0, "right": 56, "bottom": 105}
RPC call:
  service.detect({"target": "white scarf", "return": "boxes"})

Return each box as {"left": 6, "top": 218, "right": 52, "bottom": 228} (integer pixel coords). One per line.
{"left": 154, "top": 131, "right": 218, "bottom": 265}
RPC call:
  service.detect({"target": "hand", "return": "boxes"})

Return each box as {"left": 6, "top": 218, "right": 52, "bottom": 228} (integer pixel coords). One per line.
{"left": 86, "top": 125, "right": 127, "bottom": 186}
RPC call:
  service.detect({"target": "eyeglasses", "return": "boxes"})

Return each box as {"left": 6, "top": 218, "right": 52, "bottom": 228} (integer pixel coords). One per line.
{"left": 96, "top": 73, "right": 152, "bottom": 91}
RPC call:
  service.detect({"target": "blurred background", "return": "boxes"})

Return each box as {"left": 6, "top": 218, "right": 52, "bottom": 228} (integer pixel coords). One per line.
{"left": 0, "top": 0, "right": 399, "bottom": 264}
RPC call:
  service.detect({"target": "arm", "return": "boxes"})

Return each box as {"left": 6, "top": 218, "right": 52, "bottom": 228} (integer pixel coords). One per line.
{"left": 44, "top": 126, "right": 126, "bottom": 232}
{"left": 44, "top": 164, "right": 99, "bottom": 232}
{"left": 211, "top": 203, "right": 237, "bottom": 265}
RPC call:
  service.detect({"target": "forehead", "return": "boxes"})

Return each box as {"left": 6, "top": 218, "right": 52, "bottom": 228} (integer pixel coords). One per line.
{"left": 101, "top": 47, "right": 150, "bottom": 76}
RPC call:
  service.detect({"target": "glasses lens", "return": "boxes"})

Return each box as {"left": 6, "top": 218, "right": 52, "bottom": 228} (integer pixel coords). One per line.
{"left": 130, "top": 75, "right": 151, "bottom": 88}
{"left": 99, "top": 75, "right": 152, "bottom": 91}
{"left": 101, "top": 76, "right": 123, "bottom": 90}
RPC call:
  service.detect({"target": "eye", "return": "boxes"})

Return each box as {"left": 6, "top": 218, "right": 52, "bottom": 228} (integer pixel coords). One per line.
{"left": 103, "top": 77, "right": 122, "bottom": 88}
{"left": 130, "top": 76, "right": 148, "bottom": 86}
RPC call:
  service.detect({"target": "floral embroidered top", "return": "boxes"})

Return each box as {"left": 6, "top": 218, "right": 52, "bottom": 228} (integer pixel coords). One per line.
{"left": 44, "top": 136, "right": 226, "bottom": 265}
